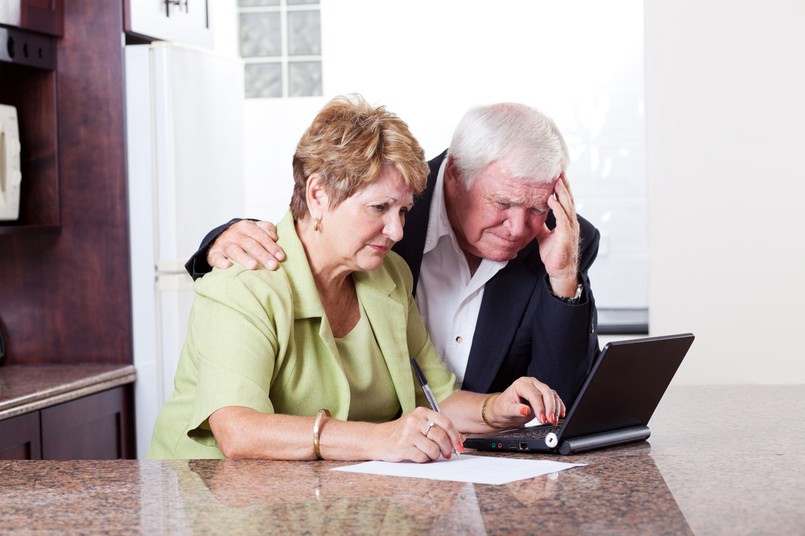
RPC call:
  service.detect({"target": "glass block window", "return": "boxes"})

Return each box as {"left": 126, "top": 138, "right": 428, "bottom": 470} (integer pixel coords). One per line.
{"left": 238, "top": 0, "right": 322, "bottom": 98}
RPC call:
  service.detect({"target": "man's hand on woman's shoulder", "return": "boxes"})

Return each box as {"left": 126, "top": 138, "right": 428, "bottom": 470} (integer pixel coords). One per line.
{"left": 209, "top": 219, "right": 285, "bottom": 271}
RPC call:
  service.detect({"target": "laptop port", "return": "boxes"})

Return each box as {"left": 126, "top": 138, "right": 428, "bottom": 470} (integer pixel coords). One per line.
{"left": 519, "top": 442, "right": 529, "bottom": 451}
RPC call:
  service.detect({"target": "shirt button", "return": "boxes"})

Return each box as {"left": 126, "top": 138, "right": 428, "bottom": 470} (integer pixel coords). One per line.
{"left": 455, "top": 336, "right": 463, "bottom": 343}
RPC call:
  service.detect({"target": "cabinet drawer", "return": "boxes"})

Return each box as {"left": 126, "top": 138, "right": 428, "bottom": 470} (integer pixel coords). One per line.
{"left": 0, "top": 411, "right": 42, "bottom": 460}
{"left": 40, "top": 386, "right": 135, "bottom": 460}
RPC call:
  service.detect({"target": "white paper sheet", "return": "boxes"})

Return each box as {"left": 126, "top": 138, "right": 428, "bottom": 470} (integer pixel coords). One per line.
{"left": 332, "top": 454, "right": 585, "bottom": 485}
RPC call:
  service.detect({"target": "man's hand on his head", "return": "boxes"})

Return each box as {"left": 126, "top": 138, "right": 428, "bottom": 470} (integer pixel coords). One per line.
{"left": 207, "top": 220, "right": 285, "bottom": 271}
{"left": 536, "top": 173, "right": 581, "bottom": 297}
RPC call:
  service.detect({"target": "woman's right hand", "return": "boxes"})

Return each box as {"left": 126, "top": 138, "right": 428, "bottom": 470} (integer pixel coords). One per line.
{"left": 371, "top": 407, "right": 464, "bottom": 463}
{"left": 208, "top": 220, "right": 285, "bottom": 271}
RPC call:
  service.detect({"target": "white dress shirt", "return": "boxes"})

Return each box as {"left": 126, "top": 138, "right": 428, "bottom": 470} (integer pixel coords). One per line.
{"left": 415, "top": 160, "right": 508, "bottom": 387}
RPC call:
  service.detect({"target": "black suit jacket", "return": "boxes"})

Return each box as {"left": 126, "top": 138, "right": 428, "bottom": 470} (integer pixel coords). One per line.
{"left": 187, "top": 151, "right": 601, "bottom": 404}
{"left": 393, "top": 151, "right": 600, "bottom": 402}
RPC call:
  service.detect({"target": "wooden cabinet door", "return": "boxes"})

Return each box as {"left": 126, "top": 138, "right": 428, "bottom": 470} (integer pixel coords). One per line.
{"left": 124, "top": 0, "right": 213, "bottom": 48}
{"left": 40, "top": 386, "right": 135, "bottom": 460}
{"left": 21, "top": 0, "right": 64, "bottom": 36}
{"left": 0, "top": 411, "right": 42, "bottom": 460}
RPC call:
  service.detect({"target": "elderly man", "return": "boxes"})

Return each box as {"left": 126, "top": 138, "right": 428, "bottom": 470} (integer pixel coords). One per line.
{"left": 185, "top": 102, "right": 600, "bottom": 405}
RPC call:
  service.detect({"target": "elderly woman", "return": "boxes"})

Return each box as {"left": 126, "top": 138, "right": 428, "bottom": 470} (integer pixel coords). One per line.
{"left": 148, "top": 95, "right": 564, "bottom": 462}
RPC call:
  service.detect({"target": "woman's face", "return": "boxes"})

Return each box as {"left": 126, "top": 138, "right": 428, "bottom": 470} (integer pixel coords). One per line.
{"left": 320, "top": 164, "right": 415, "bottom": 272}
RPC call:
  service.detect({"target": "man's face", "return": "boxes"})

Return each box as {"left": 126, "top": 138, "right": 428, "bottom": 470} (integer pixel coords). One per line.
{"left": 444, "top": 158, "right": 556, "bottom": 261}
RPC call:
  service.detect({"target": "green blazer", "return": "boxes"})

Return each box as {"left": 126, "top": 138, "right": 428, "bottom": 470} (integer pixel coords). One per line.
{"left": 149, "top": 212, "right": 457, "bottom": 459}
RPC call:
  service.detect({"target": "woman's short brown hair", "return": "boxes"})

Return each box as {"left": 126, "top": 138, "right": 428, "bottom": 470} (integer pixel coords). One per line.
{"left": 289, "top": 94, "right": 428, "bottom": 219}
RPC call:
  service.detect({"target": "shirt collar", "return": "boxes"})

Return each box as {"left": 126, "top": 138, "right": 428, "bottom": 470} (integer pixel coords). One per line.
{"left": 423, "top": 158, "right": 454, "bottom": 254}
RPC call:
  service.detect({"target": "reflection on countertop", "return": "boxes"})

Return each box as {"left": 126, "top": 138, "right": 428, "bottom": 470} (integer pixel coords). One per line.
{"left": 1, "top": 385, "right": 803, "bottom": 535}
{"left": 0, "top": 446, "right": 686, "bottom": 535}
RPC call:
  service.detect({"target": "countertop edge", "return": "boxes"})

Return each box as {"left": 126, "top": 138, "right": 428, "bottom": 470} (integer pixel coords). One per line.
{"left": 0, "top": 365, "right": 136, "bottom": 420}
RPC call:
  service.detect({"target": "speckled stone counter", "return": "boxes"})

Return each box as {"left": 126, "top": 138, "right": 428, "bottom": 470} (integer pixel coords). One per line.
{"left": 0, "top": 365, "right": 136, "bottom": 420}
{"left": 1, "top": 385, "right": 803, "bottom": 535}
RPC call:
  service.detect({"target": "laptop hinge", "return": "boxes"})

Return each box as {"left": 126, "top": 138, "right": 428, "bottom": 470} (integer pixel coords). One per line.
{"left": 558, "top": 426, "right": 651, "bottom": 455}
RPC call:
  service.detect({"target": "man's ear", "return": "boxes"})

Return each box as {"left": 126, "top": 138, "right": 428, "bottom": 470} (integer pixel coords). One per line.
{"left": 305, "top": 174, "right": 328, "bottom": 219}
{"left": 444, "top": 157, "right": 460, "bottom": 194}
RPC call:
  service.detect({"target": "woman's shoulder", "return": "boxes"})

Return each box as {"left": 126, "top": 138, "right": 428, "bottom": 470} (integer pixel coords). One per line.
{"left": 193, "top": 262, "right": 294, "bottom": 310}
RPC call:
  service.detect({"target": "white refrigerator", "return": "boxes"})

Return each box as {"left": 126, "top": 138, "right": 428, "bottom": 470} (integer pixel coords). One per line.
{"left": 125, "top": 42, "right": 245, "bottom": 458}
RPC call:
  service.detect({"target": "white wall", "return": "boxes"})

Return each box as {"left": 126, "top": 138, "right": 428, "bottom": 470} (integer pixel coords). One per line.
{"left": 242, "top": 0, "right": 649, "bottom": 310}
{"left": 219, "top": 0, "right": 805, "bottom": 383}
{"left": 645, "top": 1, "right": 805, "bottom": 383}
{"left": 210, "top": 2, "right": 239, "bottom": 57}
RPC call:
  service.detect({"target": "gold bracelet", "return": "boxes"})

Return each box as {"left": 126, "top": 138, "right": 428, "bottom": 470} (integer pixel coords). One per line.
{"left": 481, "top": 393, "right": 506, "bottom": 430}
{"left": 313, "top": 408, "right": 331, "bottom": 459}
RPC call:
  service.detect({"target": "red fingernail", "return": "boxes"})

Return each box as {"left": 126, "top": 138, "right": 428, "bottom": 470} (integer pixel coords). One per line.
{"left": 540, "top": 412, "right": 546, "bottom": 424}
{"left": 446, "top": 452, "right": 452, "bottom": 460}
{"left": 520, "top": 406, "right": 530, "bottom": 416}
{"left": 456, "top": 442, "right": 465, "bottom": 453}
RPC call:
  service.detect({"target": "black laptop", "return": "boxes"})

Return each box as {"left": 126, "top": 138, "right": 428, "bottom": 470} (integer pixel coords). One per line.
{"left": 464, "top": 333, "right": 695, "bottom": 455}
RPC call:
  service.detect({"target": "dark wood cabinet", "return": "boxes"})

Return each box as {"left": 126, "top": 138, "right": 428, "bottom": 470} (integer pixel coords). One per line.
{"left": 41, "top": 386, "right": 135, "bottom": 459}
{"left": 0, "top": 1, "right": 63, "bottom": 38}
{"left": 0, "top": 411, "right": 41, "bottom": 460}
{"left": 0, "top": 0, "right": 138, "bottom": 463}
{"left": 21, "top": 0, "right": 64, "bottom": 36}
{"left": 0, "top": 60, "right": 59, "bottom": 233}
{"left": 0, "top": 386, "right": 134, "bottom": 460}
{"left": 0, "top": 22, "right": 58, "bottom": 233}
{"left": 0, "top": 2, "right": 136, "bottom": 455}
{"left": 0, "top": 0, "right": 133, "bottom": 367}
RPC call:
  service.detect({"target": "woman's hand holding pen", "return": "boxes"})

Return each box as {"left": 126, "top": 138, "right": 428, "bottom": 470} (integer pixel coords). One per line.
{"left": 371, "top": 407, "right": 464, "bottom": 463}
{"left": 484, "top": 377, "right": 566, "bottom": 430}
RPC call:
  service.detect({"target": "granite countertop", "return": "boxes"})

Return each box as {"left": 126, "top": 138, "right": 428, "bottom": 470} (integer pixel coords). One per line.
{"left": 0, "top": 364, "right": 136, "bottom": 420}
{"left": 1, "top": 385, "right": 803, "bottom": 534}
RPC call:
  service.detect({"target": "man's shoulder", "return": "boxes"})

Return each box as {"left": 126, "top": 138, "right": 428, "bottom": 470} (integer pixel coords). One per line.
{"left": 428, "top": 150, "right": 448, "bottom": 171}
{"left": 577, "top": 214, "right": 600, "bottom": 243}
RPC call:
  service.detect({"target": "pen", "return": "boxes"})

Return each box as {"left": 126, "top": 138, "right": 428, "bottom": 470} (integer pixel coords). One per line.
{"left": 410, "top": 358, "right": 461, "bottom": 459}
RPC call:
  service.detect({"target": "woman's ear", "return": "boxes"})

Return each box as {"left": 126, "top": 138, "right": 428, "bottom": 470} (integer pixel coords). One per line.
{"left": 305, "top": 174, "right": 328, "bottom": 220}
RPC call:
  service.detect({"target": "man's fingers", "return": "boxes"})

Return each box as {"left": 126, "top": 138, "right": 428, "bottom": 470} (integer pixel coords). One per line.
{"left": 551, "top": 174, "right": 579, "bottom": 224}
{"left": 550, "top": 186, "right": 574, "bottom": 224}
{"left": 208, "top": 250, "right": 234, "bottom": 270}
{"left": 255, "top": 220, "right": 278, "bottom": 241}
{"left": 228, "top": 236, "right": 279, "bottom": 270}
{"left": 237, "top": 220, "right": 285, "bottom": 263}
{"left": 223, "top": 244, "right": 260, "bottom": 270}
{"left": 207, "top": 220, "right": 286, "bottom": 271}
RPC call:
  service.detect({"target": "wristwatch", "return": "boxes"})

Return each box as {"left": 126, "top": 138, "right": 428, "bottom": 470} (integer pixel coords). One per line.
{"left": 551, "top": 282, "right": 583, "bottom": 305}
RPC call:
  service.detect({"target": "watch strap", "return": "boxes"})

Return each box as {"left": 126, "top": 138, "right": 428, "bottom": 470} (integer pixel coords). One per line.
{"left": 550, "top": 282, "right": 583, "bottom": 304}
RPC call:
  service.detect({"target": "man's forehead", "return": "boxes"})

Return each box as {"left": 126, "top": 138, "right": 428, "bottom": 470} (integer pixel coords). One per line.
{"left": 482, "top": 172, "right": 557, "bottom": 196}
{"left": 482, "top": 158, "right": 559, "bottom": 184}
